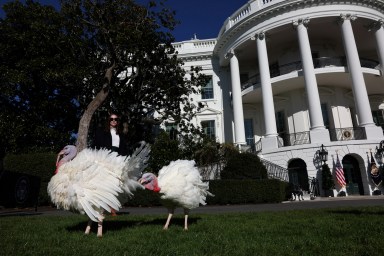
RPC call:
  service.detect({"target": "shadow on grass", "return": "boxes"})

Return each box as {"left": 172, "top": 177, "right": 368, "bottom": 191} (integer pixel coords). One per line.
{"left": 0, "top": 212, "right": 43, "bottom": 217}
{"left": 326, "top": 208, "right": 384, "bottom": 216}
{"left": 66, "top": 216, "right": 202, "bottom": 234}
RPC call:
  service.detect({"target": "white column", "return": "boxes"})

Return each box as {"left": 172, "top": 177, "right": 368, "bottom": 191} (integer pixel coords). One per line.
{"left": 294, "top": 18, "right": 325, "bottom": 130}
{"left": 255, "top": 33, "right": 278, "bottom": 137}
{"left": 340, "top": 14, "right": 383, "bottom": 139}
{"left": 228, "top": 50, "right": 246, "bottom": 145}
{"left": 255, "top": 33, "right": 279, "bottom": 151}
{"left": 340, "top": 14, "right": 375, "bottom": 127}
{"left": 293, "top": 18, "right": 330, "bottom": 143}
{"left": 372, "top": 20, "right": 384, "bottom": 76}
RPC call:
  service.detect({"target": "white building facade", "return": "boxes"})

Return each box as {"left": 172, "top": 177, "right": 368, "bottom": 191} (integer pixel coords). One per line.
{"left": 173, "top": 0, "right": 384, "bottom": 196}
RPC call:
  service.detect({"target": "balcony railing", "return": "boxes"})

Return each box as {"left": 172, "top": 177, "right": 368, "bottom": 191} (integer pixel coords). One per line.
{"left": 279, "top": 131, "right": 311, "bottom": 146}
{"left": 241, "top": 57, "right": 380, "bottom": 90}
{"left": 329, "top": 127, "right": 366, "bottom": 141}
{"left": 248, "top": 126, "right": 372, "bottom": 151}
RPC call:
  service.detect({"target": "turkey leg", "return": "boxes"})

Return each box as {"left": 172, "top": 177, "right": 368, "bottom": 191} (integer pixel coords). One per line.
{"left": 84, "top": 219, "right": 93, "bottom": 235}
{"left": 97, "top": 220, "right": 103, "bottom": 237}
{"left": 163, "top": 209, "right": 175, "bottom": 230}
{"left": 184, "top": 209, "right": 190, "bottom": 230}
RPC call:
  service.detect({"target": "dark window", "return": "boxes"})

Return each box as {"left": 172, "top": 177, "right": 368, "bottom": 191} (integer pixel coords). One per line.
{"left": 201, "top": 120, "right": 215, "bottom": 139}
{"left": 321, "top": 103, "right": 330, "bottom": 128}
{"left": 244, "top": 119, "right": 254, "bottom": 146}
{"left": 275, "top": 111, "right": 286, "bottom": 133}
{"left": 240, "top": 73, "right": 249, "bottom": 84}
{"left": 372, "top": 110, "right": 384, "bottom": 128}
{"left": 201, "top": 77, "right": 214, "bottom": 99}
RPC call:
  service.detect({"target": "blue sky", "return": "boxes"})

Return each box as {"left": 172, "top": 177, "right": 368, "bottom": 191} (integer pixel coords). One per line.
{"left": 0, "top": 0, "right": 247, "bottom": 41}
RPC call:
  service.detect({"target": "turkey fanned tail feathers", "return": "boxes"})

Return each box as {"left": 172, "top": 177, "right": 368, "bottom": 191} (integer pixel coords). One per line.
{"left": 47, "top": 144, "right": 150, "bottom": 222}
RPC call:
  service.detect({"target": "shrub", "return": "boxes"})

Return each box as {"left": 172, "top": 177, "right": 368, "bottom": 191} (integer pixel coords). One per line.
{"left": 147, "top": 131, "right": 181, "bottom": 174}
{"left": 194, "top": 140, "right": 221, "bottom": 167}
{"left": 126, "top": 189, "right": 162, "bottom": 207}
{"left": 321, "top": 163, "right": 334, "bottom": 191}
{"left": 3, "top": 152, "right": 56, "bottom": 205}
{"left": 206, "top": 179, "right": 286, "bottom": 205}
{"left": 125, "top": 179, "right": 287, "bottom": 207}
{"left": 221, "top": 152, "right": 268, "bottom": 180}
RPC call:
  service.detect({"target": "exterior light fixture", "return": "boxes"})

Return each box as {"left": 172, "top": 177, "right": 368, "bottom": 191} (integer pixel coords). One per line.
{"left": 318, "top": 144, "right": 328, "bottom": 163}
{"left": 377, "top": 140, "right": 384, "bottom": 156}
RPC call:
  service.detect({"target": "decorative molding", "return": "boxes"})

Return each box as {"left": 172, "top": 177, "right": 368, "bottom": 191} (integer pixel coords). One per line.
{"left": 178, "top": 54, "right": 213, "bottom": 62}
{"left": 343, "top": 130, "right": 352, "bottom": 139}
{"left": 257, "top": 31, "right": 266, "bottom": 40}
{"left": 198, "top": 107, "right": 222, "bottom": 115}
{"left": 215, "top": 0, "right": 384, "bottom": 55}
{"left": 368, "top": 19, "right": 384, "bottom": 32}
{"left": 251, "top": 31, "right": 268, "bottom": 41}
{"left": 225, "top": 49, "right": 235, "bottom": 59}
{"left": 339, "top": 13, "right": 357, "bottom": 23}
{"left": 292, "top": 18, "right": 310, "bottom": 28}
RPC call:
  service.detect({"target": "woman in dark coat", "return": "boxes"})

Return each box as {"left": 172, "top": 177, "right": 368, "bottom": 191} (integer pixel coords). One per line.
{"left": 94, "top": 113, "right": 128, "bottom": 156}
{"left": 93, "top": 113, "right": 128, "bottom": 216}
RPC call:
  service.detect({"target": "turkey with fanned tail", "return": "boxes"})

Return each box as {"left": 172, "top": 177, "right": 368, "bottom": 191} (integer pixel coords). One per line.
{"left": 47, "top": 142, "right": 150, "bottom": 237}
{"left": 139, "top": 159, "right": 213, "bottom": 230}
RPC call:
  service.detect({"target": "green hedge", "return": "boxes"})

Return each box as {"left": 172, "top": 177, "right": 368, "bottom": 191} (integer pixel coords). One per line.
{"left": 3, "top": 152, "right": 288, "bottom": 207}
{"left": 125, "top": 179, "right": 287, "bottom": 207}
{"left": 206, "top": 179, "right": 287, "bottom": 205}
{"left": 221, "top": 152, "right": 268, "bottom": 180}
{"left": 126, "top": 189, "right": 162, "bottom": 207}
{"left": 4, "top": 152, "right": 56, "bottom": 205}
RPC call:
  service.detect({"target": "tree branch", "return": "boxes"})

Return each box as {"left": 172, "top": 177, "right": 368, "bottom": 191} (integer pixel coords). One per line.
{"left": 76, "top": 63, "right": 116, "bottom": 151}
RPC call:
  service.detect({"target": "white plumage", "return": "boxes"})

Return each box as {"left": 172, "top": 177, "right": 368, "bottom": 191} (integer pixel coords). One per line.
{"left": 47, "top": 143, "right": 150, "bottom": 237}
{"left": 139, "top": 159, "right": 213, "bottom": 230}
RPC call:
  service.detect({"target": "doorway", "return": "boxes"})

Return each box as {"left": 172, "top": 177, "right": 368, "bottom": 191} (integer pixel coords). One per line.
{"left": 342, "top": 155, "right": 364, "bottom": 195}
{"left": 288, "top": 159, "right": 309, "bottom": 191}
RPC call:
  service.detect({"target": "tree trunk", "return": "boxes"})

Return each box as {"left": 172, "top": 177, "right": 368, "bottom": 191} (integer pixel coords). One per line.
{"left": 76, "top": 64, "right": 115, "bottom": 152}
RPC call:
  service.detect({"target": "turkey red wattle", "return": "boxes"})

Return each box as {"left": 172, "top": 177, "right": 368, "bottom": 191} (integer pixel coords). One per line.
{"left": 140, "top": 173, "right": 161, "bottom": 193}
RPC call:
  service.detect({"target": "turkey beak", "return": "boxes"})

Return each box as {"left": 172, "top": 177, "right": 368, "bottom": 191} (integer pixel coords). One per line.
{"left": 139, "top": 177, "right": 150, "bottom": 185}
{"left": 56, "top": 150, "right": 65, "bottom": 166}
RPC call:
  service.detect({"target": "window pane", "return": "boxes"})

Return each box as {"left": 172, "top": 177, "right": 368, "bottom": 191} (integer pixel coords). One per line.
{"left": 372, "top": 110, "right": 384, "bottom": 126}
{"left": 165, "top": 123, "right": 178, "bottom": 140}
{"left": 165, "top": 123, "right": 177, "bottom": 133}
{"left": 201, "top": 120, "right": 215, "bottom": 139}
{"left": 202, "top": 78, "right": 213, "bottom": 99}
{"left": 244, "top": 119, "right": 254, "bottom": 146}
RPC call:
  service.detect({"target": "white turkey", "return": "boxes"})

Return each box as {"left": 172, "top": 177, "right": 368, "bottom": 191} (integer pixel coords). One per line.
{"left": 47, "top": 142, "right": 150, "bottom": 237}
{"left": 139, "top": 159, "right": 213, "bottom": 230}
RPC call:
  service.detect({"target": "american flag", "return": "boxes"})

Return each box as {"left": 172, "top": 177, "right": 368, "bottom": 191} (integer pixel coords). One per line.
{"left": 335, "top": 155, "right": 346, "bottom": 187}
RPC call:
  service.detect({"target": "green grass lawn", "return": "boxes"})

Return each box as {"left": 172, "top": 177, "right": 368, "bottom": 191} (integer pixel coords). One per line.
{"left": 1, "top": 206, "right": 384, "bottom": 256}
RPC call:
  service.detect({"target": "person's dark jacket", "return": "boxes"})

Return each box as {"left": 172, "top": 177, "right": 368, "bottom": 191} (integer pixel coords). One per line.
{"left": 93, "top": 128, "right": 128, "bottom": 156}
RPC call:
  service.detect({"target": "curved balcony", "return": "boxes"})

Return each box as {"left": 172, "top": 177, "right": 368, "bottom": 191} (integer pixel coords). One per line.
{"left": 217, "top": 0, "right": 384, "bottom": 40}
{"left": 241, "top": 57, "right": 379, "bottom": 91}
{"left": 278, "top": 127, "right": 367, "bottom": 146}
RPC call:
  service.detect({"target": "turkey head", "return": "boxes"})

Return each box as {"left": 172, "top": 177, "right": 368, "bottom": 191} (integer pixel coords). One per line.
{"left": 139, "top": 173, "right": 161, "bottom": 192}
{"left": 55, "top": 145, "right": 77, "bottom": 174}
